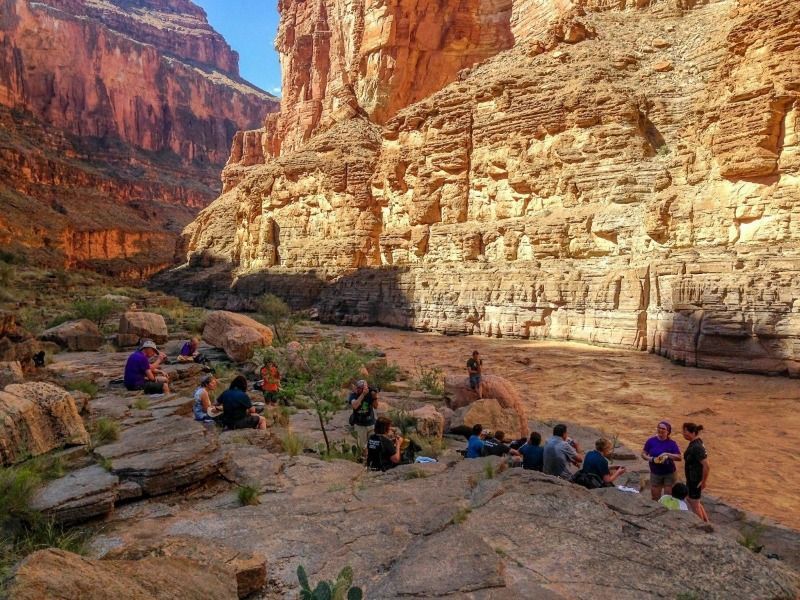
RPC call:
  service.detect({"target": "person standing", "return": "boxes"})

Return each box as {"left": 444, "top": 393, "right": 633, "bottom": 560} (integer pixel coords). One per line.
{"left": 641, "top": 420, "right": 682, "bottom": 501}
{"left": 349, "top": 379, "right": 378, "bottom": 451}
{"left": 543, "top": 424, "right": 583, "bottom": 479}
{"left": 259, "top": 360, "right": 281, "bottom": 405}
{"left": 466, "top": 351, "right": 483, "bottom": 399}
{"left": 682, "top": 422, "right": 710, "bottom": 522}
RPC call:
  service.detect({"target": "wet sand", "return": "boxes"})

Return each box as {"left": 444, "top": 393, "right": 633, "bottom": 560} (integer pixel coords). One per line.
{"left": 336, "top": 326, "right": 800, "bottom": 530}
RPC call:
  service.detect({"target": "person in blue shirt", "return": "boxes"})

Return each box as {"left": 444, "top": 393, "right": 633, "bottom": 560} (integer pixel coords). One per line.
{"left": 465, "top": 424, "right": 486, "bottom": 458}
{"left": 218, "top": 375, "right": 266, "bottom": 431}
{"left": 582, "top": 438, "right": 626, "bottom": 485}
{"left": 519, "top": 431, "right": 544, "bottom": 471}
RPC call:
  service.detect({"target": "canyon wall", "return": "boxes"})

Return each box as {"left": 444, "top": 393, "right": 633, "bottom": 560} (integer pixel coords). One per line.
{"left": 0, "top": 0, "right": 278, "bottom": 275}
{"left": 174, "top": 0, "right": 800, "bottom": 375}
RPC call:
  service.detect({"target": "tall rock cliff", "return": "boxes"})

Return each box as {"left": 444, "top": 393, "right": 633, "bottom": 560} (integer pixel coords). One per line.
{"left": 0, "top": 0, "right": 278, "bottom": 276}
{"left": 173, "top": 0, "right": 800, "bottom": 376}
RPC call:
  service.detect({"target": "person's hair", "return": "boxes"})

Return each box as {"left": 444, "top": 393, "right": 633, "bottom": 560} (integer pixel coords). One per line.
{"left": 529, "top": 431, "right": 541, "bottom": 446}
{"left": 230, "top": 375, "right": 248, "bottom": 392}
{"left": 494, "top": 431, "right": 505, "bottom": 442}
{"left": 682, "top": 422, "right": 704, "bottom": 435}
{"left": 200, "top": 375, "right": 216, "bottom": 388}
{"left": 472, "top": 350, "right": 479, "bottom": 356}
{"left": 553, "top": 424, "right": 567, "bottom": 437}
{"left": 671, "top": 482, "right": 689, "bottom": 500}
{"left": 472, "top": 424, "right": 483, "bottom": 436}
{"left": 374, "top": 416, "right": 392, "bottom": 435}
{"left": 595, "top": 438, "right": 612, "bottom": 452}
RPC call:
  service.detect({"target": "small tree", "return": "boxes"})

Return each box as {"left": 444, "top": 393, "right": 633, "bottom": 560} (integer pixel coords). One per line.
{"left": 72, "top": 299, "right": 117, "bottom": 328}
{"left": 283, "top": 341, "right": 367, "bottom": 453}
{"left": 256, "top": 293, "right": 297, "bottom": 345}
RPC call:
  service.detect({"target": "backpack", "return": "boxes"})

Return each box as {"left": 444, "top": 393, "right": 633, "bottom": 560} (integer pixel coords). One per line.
{"left": 571, "top": 469, "right": 605, "bottom": 490}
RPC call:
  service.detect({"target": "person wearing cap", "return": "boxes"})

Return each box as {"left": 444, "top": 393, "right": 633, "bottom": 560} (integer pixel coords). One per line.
{"left": 193, "top": 374, "right": 219, "bottom": 422}
{"left": 349, "top": 379, "right": 378, "bottom": 452}
{"left": 641, "top": 420, "right": 682, "bottom": 501}
{"left": 124, "top": 340, "right": 169, "bottom": 394}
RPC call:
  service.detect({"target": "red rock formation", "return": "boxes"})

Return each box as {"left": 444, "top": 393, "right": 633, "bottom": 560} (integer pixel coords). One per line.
{"left": 0, "top": 0, "right": 279, "bottom": 276}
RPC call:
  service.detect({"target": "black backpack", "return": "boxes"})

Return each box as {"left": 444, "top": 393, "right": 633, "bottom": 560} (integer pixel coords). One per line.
{"left": 571, "top": 469, "right": 605, "bottom": 490}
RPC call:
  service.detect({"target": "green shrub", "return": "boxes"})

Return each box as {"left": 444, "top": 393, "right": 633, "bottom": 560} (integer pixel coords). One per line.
{"left": 237, "top": 484, "right": 260, "bottom": 506}
{"left": 738, "top": 522, "right": 766, "bottom": 553}
{"left": 91, "top": 417, "right": 120, "bottom": 446}
{"left": 297, "top": 564, "right": 363, "bottom": 600}
{"left": 72, "top": 298, "right": 117, "bottom": 328}
{"left": 281, "top": 432, "right": 304, "bottom": 457}
{"left": 132, "top": 397, "right": 150, "bottom": 411}
{"left": 368, "top": 361, "right": 400, "bottom": 392}
{"left": 256, "top": 293, "right": 298, "bottom": 345}
{"left": 0, "top": 261, "right": 15, "bottom": 288}
{"left": 414, "top": 361, "right": 444, "bottom": 396}
{"left": 64, "top": 379, "right": 99, "bottom": 399}
{"left": 46, "top": 313, "right": 76, "bottom": 329}
{"left": 451, "top": 507, "right": 471, "bottom": 525}
{"left": 96, "top": 456, "right": 113, "bottom": 472}
{"left": 388, "top": 409, "right": 417, "bottom": 436}
{"left": 483, "top": 462, "right": 496, "bottom": 480}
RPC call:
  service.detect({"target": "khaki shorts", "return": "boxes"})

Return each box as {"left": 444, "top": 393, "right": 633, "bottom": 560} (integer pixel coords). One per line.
{"left": 650, "top": 472, "right": 676, "bottom": 488}
{"left": 352, "top": 425, "right": 371, "bottom": 449}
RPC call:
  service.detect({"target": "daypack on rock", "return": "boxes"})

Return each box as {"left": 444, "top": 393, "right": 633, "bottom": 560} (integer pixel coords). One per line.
{"left": 571, "top": 469, "right": 605, "bottom": 490}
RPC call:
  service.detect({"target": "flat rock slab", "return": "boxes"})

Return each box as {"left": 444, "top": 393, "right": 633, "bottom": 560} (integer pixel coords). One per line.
{"left": 31, "top": 465, "right": 119, "bottom": 524}
{"left": 40, "top": 319, "right": 103, "bottom": 351}
{"left": 95, "top": 416, "right": 224, "bottom": 496}
{"left": 8, "top": 549, "right": 237, "bottom": 600}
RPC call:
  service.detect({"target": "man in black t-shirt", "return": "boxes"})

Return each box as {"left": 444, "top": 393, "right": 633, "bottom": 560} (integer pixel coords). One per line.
{"left": 482, "top": 431, "right": 521, "bottom": 461}
{"left": 349, "top": 379, "right": 379, "bottom": 452}
{"left": 367, "top": 416, "right": 403, "bottom": 471}
{"left": 466, "top": 350, "right": 483, "bottom": 398}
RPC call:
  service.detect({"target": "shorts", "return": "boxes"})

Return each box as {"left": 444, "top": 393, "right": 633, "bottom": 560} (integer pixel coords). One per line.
{"left": 230, "top": 414, "right": 261, "bottom": 430}
{"left": 126, "top": 381, "right": 164, "bottom": 395}
{"left": 650, "top": 472, "right": 676, "bottom": 488}
{"left": 686, "top": 479, "right": 703, "bottom": 500}
{"left": 352, "top": 424, "right": 371, "bottom": 448}
{"left": 469, "top": 374, "right": 482, "bottom": 389}
{"left": 263, "top": 390, "right": 279, "bottom": 404}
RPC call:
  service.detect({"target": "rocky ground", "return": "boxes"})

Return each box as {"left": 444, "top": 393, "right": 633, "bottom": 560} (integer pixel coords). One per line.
{"left": 2, "top": 296, "right": 799, "bottom": 598}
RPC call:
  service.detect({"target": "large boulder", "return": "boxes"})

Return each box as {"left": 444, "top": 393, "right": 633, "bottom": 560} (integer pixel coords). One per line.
{"left": 0, "top": 360, "right": 24, "bottom": 386}
{"left": 450, "top": 398, "right": 523, "bottom": 438}
{"left": 202, "top": 311, "right": 273, "bottom": 362}
{"left": 30, "top": 465, "right": 119, "bottom": 524}
{"left": 117, "top": 312, "right": 168, "bottom": 346}
{"left": 410, "top": 405, "right": 444, "bottom": 438}
{"left": 445, "top": 374, "right": 528, "bottom": 438}
{"left": 40, "top": 319, "right": 103, "bottom": 351}
{"left": 0, "top": 382, "right": 90, "bottom": 466}
{"left": 8, "top": 549, "right": 237, "bottom": 600}
{"left": 0, "top": 310, "right": 56, "bottom": 370}
{"left": 94, "top": 416, "right": 224, "bottom": 496}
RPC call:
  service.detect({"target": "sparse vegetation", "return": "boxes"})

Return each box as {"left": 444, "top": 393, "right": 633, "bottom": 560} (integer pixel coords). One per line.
{"left": 451, "top": 507, "right": 472, "bottom": 525}
{"left": 64, "top": 379, "right": 99, "bottom": 399}
{"left": 388, "top": 408, "right": 417, "bottom": 437}
{"left": 368, "top": 361, "right": 400, "bottom": 392}
{"left": 131, "top": 397, "right": 150, "bottom": 411}
{"left": 414, "top": 436, "right": 445, "bottom": 459}
{"left": 297, "top": 564, "right": 363, "bottom": 600}
{"left": 483, "top": 462, "right": 496, "bottom": 480}
{"left": 738, "top": 522, "right": 766, "bottom": 553}
{"left": 91, "top": 417, "right": 120, "bottom": 446}
{"left": 96, "top": 456, "right": 114, "bottom": 472}
{"left": 0, "top": 261, "right": 15, "bottom": 288}
{"left": 281, "top": 432, "right": 304, "bottom": 457}
{"left": 414, "top": 360, "right": 444, "bottom": 396}
{"left": 237, "top": 484, "right": 260, "bottom": 506}
{"left": 657, "top": 145, "right": 670, "bottom": 156}
{"left": 71, "top": 298, "right": 117, "bottom": 328}
{"left": 403, "top": 467, "right": 430, "bottom": 480}
{"left": 256, "top": 293, "right": 297, "bottom": 345}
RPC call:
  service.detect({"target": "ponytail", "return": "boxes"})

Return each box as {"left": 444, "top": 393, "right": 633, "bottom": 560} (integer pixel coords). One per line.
{"left": 682, "top": 422, "right": 704, "bottom": 435}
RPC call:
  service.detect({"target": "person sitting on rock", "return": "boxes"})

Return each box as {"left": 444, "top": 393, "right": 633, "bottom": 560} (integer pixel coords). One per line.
{"left": 465, "top": 424, "right": 486, "bottom": 459}
{"left": 193, "top": 374, "right": 219, "bottom": 423}
{"left": 582, "top": 438, "right": 626, "bottom": 486}
{"left": 124, "top": 340, "right": 169, "bottom": 395}
{"left": 659, "top": 482, "right": 690, "bottom": 511}
{"left": 367, "top": 416, "right": 404, "bottom": 471}
{"left": 482, "top": 431, "right": 522, "bottom": 461}
{"left": 519, "top": 431, "right": 544, "bottom": 471}
{"left": 543, "top": 424, "right": 583, "bottom": 479}
{"left": 177, "top": 337, "right": 206, "bottom": 364}
{"left": 218, "top": 375, "right": 266, "bottom": 430}
{"left": 466, "top": 351, "right": 483, "bottom": 399}
{"left": 349, "top": 379, "right": 379, "bottom": 451}
{"left": 259, "top": 359, "right": 281, "bottom": 405}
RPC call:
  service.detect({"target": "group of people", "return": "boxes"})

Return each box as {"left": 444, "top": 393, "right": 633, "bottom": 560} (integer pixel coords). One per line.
{"left": 464, "top": 420, "right": 711, "bottom": 522}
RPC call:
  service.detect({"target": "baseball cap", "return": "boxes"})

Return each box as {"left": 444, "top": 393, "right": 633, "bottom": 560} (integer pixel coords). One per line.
{"left": 140, "top": 340, "right": 158, "bottom": 351}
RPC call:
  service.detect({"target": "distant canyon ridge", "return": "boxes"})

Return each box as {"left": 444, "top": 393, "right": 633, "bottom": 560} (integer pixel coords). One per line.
{"left": 165, "top": 0, "right": 800, "bottom": 376}
{"left": 0, "top": 0, "right": 278, "bottom": 277}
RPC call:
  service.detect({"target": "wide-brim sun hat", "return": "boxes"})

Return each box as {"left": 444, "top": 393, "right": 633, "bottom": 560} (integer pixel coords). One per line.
{"left": 140, "top": 340, "right": 158, "bottom": 351}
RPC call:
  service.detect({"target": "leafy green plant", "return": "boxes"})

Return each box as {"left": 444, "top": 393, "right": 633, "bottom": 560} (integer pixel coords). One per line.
{"left": 64, "top": 379, "right": 99, "bottom": 399}
{"left": 368, "top": 361, "right": 400, "bottom": 392}
{"left": 71, "top": 298, "right": 117, "bottom": 328}
{"left": 96, "top": 456, "right": 114, "bottom": 472}
{"left": 132, "top": 397, "right": 150, "bottom": 411}
{"left": 297, "top": 564, "right": 363, "bottom": 600}
{"left": 91, "top": 417, "right": 120, "bottom": 446}
{"left": 413, "top": 360, "right": 444, "bottom": 396}
{"left": 237, "top": 484, "right": 260, "bottom": 506}
{"left": 388, "top": 408, "right": 417, "bottom": 437}
{"left": 281, "top": 432, "right": 304, "bottom": 457}
{"left": 256, "top": 293, "right": 297, "bottom": 345}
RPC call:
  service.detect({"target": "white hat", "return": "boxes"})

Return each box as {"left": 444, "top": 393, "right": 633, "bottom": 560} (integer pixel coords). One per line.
{"left": 140, "top": 340, "right": 158, "bottom": 351}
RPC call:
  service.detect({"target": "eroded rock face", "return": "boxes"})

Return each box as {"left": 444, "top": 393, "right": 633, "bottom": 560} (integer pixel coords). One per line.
{"left": 175, "top": 0, "right": 800, "bottom": 376}
{"left": 0, "top": 0, "right": 278, "bottom": 276}
{"left": 0, "top": 382, "right": 90, "bottom": 466}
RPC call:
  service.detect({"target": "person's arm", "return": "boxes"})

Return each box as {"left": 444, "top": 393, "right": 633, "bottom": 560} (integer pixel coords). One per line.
{"left": 565, "top": 444, "right": 583, "bottom": 465}
{"left": 200, "top": 389, "right": 211, "bottom": 413}
{"left": 389, "top": 437, "right": 403, "bottom": 464}
{"left": 350, "top": 389, "right": 367, "bottom": 410}
{"left": 660, "top": 441, "right": 682, "bottom": 462}
{"left": 699, "top": 459, "right": 710, "bottom": 489}
{"left": 604, "top": 466, "right": 626, "bottom": 484}
{"left": 144, "top": 367, "right": 156, "bottom": 382}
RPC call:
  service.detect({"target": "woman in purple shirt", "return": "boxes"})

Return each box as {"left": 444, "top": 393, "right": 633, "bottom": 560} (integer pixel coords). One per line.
{"left": 641, "top": 420, "right": 682, "bottom": 501}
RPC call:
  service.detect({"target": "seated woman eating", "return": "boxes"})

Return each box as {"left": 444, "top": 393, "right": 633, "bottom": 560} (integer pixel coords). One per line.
{"left": 218, "top": 375, "right": 266, "bottom": 430}
{"left": 367, "top": 416, "right": 404, "bottom": 471}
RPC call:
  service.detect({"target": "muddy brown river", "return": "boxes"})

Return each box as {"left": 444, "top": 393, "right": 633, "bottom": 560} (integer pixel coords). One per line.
{"left": 336, "top": 326, "right": 800, "bottom": 530}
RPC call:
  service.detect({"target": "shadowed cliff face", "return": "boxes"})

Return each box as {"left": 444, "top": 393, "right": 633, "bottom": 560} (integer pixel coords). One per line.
{"left": 174, "top": 0, "right": 800, "bottom": 375}
{"left": 0, "top": 0, "right": 279, "bottom": 276}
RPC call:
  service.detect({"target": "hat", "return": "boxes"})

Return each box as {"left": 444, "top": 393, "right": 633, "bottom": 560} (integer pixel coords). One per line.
{"left": 140, "top": 340, "right": 158, "bottom": 351}
{"left": 355, "top": 379, "right": 367, "bottom": 389}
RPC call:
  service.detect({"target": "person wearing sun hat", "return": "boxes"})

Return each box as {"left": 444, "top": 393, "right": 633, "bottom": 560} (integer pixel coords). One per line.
{"left": 123, "top": 339, "right": 169, "bottom": 394}
{"left": 641, "top": 420, "right": 682, "bottom": 501}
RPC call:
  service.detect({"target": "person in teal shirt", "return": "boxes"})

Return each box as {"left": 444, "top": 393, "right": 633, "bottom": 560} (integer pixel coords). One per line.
{"left": 466, "top": 424, "right": 485, "bottom": 458}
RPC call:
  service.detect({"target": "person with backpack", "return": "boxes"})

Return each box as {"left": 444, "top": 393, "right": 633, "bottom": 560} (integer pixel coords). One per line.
{"left": 580, "top": 438, "right": 626, "bottom": 486}
{"left": 659, "top": 482, "right": 690, "bottom": 511}
{"left": 349, "top": 379, "right": 379, "bottom": 451}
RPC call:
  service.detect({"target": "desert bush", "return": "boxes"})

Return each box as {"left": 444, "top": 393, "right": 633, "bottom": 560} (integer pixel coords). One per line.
{"left": 91, "top": 417, "right": 120, "bottom": 446}
{"left": 414, "top": 361, "right": 444, "bottom": 396}
{"left": 368, "top": 361, "right": 400, "bottom": 392}
{"left": 297, "top": 564, "right": 363, "bottom": 600}
{"left": 738, "top": 522, "right": 766, "bottom": 553}
{"left": 237, "top": 484, "right": 260, "bottom": 506}
{"left": 0, "top": 261, "right": 15, "bottom": 288}
{"left": 281, "top": 432, "right": 304, "bottom": 457}
{"left": 64, "top": 379, "right": 99, "bottom": 399}
{"left": 388, "top": 408, "right": 417, "bottom": 437}
{"left": 131, "top": 397, "right": 150, "bottom": 411}
{"left": 450, "top": 506, "right": 471, "bottom": 525}
{"left": 71, "top": 298, "right": 117, "bottom": 328}
{"left": 256, "top": 293, "right": 298, "bottom": 345}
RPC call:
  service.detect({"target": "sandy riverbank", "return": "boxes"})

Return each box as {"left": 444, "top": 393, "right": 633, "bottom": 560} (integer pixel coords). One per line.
{"left": 336, "top": 326, "right": 800, "bottom": 530}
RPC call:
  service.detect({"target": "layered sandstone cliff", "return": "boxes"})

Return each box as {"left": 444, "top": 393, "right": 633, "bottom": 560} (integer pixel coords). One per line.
{"left": 0, "top": 0, "right": 278, "bottom": 275}
{"left": 174, "top": 0, "right": 800, "bottom": 375}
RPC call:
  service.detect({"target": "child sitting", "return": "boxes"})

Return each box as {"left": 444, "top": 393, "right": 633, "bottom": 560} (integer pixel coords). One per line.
{"left": 659, "top": 482, "right": 690, "bottom": 511}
